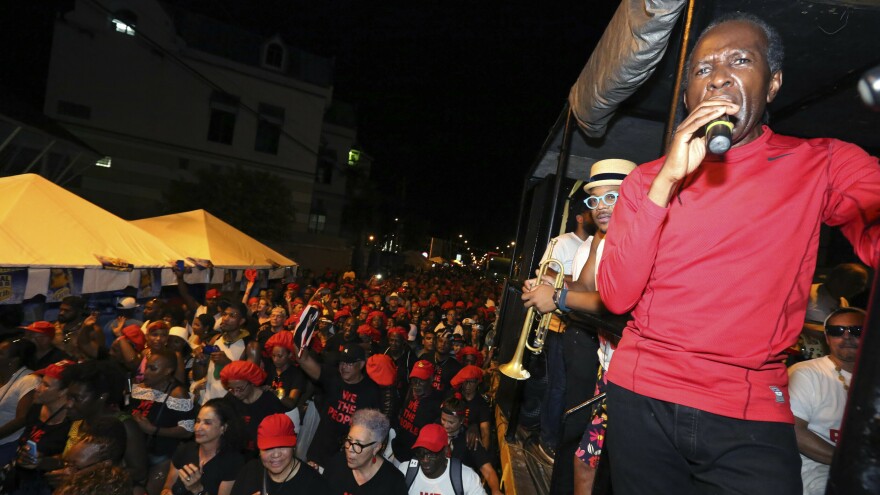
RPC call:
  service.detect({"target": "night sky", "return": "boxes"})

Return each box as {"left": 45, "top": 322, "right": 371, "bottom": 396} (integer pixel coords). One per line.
{"left": 2, "top": 0, "right": 618, "bottom": 248}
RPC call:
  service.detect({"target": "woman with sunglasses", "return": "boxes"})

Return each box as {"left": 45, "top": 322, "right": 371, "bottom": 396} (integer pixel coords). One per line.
{"left": 231, "top": 414, "right": 327, "bottom": 495}
{"left": 323, "top": 409, "right": 407, "bottom": 495}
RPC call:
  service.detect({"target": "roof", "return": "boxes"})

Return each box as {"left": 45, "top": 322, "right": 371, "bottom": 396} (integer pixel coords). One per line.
{"left": 0, "top": 174, "right": 185, "bottom": 268}
{"left": 167, "top": 6, "right": 334, "bottom": 87}
{"left": 132, "top": 209, "right": 297, "bottom": 269}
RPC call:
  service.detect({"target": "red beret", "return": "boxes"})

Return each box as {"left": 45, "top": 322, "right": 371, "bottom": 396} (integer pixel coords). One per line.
{"left": 418, "top": 300, "right": 429, "bottom": 308}
{"left": 451, "top": 365, "right": 484, "bottom": 388}
{"left": 357, "top": 324, "right": 381, "bottom": 343}
{"left": 205, "top": 288, "right": 221, "bottom": 299}
{"left": 456, "top": 346, "right": 484, "bottom": 367}
{"left": 367, "top": 311, "right": 387, "bottom": 325}
{"left": 366, "top": 354, "right": 397, "bottom": 387}
{"left": 455, "top": 301, "right": 465, "bottom": 308}
{"left": 410, "top": 360, "right": 435, "bottom": 381}
{"left": 220, "top": 360, "right": 267, "bottom": 386}
{"left": 441, "top": 301, "right": 454, "bottom": 310}
{"left": 264, "top": 330, "right": 295, "bottom": 355}
{"left": 387, "top": 327, "right": 408, "bottom": 339}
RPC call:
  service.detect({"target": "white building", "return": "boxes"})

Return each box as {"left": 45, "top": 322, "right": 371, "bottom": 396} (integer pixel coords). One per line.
{"left": 43, "top": 0, "right": 361, "bottom": 268}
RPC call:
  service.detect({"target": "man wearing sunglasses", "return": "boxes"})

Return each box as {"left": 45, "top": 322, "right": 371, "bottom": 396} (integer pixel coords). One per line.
{"left": 788, "top": 307, "right": 865, "bottom": 494}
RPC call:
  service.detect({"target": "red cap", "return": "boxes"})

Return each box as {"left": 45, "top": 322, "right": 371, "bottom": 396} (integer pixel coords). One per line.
{"left": 366, "top": 354, "right": 397, "bottom": 386}
{"left": 257, "top": 413, "right": 297, "bottom": 450}
{"left": 412, "top": 424, "right": 448, "bottom": 452}
{"left": 441, "top": 301, "right": 454, "bottom": 310}
{"left": 205, "top": 288, "right": 221, "bottom": 300}
{"left": 21, "top": 321, "right": 55, "bottom": 338}
{"left": 286, "top": 283, "right": 299, "bottom": 291}
{"left": 410, "top": 360, "right": 435, "bottom": 381}
{"left": 122, "top": 324, "right": 146, "bottom": 351}
{"left": 455, "top": 301, "right": 465, "bottom": 308}
{"left": 34, "top": 359, "right": 76, "bottom": 380}
{"left": 247, "top": 297, "right": 259, "bottom": 305}
{"left": 220, "top": 360, "right": 267, "bottom": 386}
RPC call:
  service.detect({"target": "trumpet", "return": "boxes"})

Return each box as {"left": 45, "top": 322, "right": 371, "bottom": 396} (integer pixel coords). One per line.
{"left": 499, "top": 239, "right": 566, "bottom": 380}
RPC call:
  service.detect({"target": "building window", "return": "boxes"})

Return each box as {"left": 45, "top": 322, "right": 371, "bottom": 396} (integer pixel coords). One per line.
{"left": 57, "top": 100, "right": 92, "bottom": 120}
{"left": 207, "top": 91, "right": 239, "bottom": 145}
{"left": 316, "top": 147, "right": 335, "bottom": 184}
{"left": 255, "top": 103, "right": 284, "bottom": 154}
{"left": 265, "top": 43, "right": 284, "bottom": 69}
{"left": 111, "top": 10, "right": 137, "bottom": 36}
{"left": 309, "top": 200, "right": 327, "bottom": 233}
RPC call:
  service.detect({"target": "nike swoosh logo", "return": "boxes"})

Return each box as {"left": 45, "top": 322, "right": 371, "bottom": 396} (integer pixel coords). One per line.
{"left": 767, "top": 153, "right": 794, "bottom": 161}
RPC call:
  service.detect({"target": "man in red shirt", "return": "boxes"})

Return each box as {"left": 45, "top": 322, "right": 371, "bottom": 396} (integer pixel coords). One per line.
{"left": 597, "top": 13, "right": 880, "bottom": 494}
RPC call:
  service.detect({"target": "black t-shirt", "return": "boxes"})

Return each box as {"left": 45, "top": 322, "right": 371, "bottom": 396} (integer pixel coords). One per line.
{"left": 15, "top": 404, "right": 72, "bottom": 489}
{"left": 461, "top": 394, "right": 491, "bottom": 429}
{"left": 392, "top": 391, "right": 441, "bottom": 461}
{"left": 431, "top": 355, "right": 462, "bottom": 394}
{"left": 129, "top": 384, "right": 196, "bottom": 457}
{"left": 268, "top": 365, "right": 307, "bottom": 401}
{"left": 449, "top": 428, "right": 492, "bottom": 472}
{"left": 171, "top": 442, "right": 244, "bottom": 495}
{"left": 231, "top": 458, "right": 329, "bottom": 495}
{"left": 27, "top": 347, "right": 71, "bottom": 372}
{"left": 323, "top": 451, "right": 409, "bottom": 495}
{"left": 226, "top": 392, "right": 289, "bottom": 454}
{"left": 308, "top": 367, "right": 381, "bottom": 466}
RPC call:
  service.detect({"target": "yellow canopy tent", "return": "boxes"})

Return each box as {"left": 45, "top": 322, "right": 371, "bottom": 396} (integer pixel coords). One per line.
{"left": 0, "top": 174, "right": 188, "bottom": 300}
{"left": 132, "top": 209, "right": 296, "bottom": 271}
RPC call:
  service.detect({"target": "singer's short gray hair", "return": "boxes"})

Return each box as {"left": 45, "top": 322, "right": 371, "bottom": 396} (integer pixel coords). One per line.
{"left": 683, "top": 13, "right": 785, "bottom": 91}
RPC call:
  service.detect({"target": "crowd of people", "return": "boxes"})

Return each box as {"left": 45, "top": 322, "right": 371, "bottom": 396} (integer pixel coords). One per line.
{"left": 0, "top": 266, "right": 504, "bottom": 495}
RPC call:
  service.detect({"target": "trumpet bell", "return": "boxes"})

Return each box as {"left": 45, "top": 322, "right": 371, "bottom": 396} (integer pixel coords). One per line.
{"left": 499, "top": 359, "right": 531, "bottom": 380}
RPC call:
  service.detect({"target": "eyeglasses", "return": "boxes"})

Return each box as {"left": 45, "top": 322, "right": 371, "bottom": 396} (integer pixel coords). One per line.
{"left": 585, "top": 191, "right": 619, "bottom": 209}
{"left": 825, "top": 325, "right": 863, "bottom": 338}
{"left": 343, "top": 438, "right": 377, "bottom": 454}
{"left": 226, "top": 383, "right": 251, "bottom": 395}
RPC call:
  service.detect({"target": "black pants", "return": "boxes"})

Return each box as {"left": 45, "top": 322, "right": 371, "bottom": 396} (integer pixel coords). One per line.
{"left": 549, "top": 325, "right": 599, "bottom": 495}
{"left": 605, "top": 382, "right": 802, "bottom": 495}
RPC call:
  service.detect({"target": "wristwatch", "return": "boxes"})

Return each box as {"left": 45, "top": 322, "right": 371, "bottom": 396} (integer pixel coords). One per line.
{"left": 554, "top": 288, "right": 571, "bottom": 313}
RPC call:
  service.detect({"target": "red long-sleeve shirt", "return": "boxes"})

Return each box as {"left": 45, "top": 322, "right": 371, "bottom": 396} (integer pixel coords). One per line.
{"left": 598, "top": 127, "right": 880, "bottom": 423}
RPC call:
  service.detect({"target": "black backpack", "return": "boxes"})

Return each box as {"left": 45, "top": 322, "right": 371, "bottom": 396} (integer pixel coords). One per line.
{"left": 404, "top": 457, "right": 463, "bottom": 495}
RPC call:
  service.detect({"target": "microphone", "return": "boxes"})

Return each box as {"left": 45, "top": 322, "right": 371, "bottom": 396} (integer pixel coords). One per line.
{"left": 705, "top": 116, "right": 733, "bottom": 154}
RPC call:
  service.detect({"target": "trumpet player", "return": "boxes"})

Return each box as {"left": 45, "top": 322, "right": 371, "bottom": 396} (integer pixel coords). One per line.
{"left": 522, "top": 158, "right": 636, "bottom": 494}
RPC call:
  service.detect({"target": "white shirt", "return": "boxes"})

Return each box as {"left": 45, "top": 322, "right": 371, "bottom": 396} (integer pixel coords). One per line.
{"left": 540, "top": 232, "right": 587, "bottom": 276}
{"left": 788, "top": 356, "right": 848, "bottom": 494}
{"left": 0, "top": 368, "right": 39, "bottom": 444}
{"left": 202, "top": 337, "right": 247, "bottom": 405}
{"left": 399, "top": 459, "right": 486, "bottom": 495}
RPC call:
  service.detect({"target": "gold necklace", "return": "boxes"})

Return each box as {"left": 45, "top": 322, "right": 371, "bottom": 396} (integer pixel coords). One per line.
{"left": 834, "top": 365, "right": 850, "bottom": 392}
